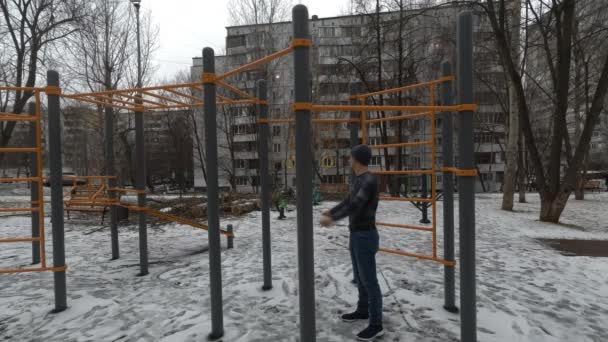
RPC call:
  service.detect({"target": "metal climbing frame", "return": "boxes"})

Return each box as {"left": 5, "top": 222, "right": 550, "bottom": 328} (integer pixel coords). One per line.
{"left": 0, "top": 87, "right": 65, "bottom": 275}
{"left": 349, "top": 78, "right": 464, "bottom": 267}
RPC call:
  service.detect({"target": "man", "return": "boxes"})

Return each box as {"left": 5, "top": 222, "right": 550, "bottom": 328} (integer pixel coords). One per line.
{"left": 320, "top": 144, "right": 383, "bottom": 341}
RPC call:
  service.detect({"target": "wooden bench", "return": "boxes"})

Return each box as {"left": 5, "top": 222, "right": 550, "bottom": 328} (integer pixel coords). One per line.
{"left": 583, "top": 180, "right": 602, "bottom": 193}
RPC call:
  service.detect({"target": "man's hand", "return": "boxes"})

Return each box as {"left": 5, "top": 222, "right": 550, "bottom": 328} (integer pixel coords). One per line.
{"left": 319, "top": 211, "right": 334, "bottom": 227}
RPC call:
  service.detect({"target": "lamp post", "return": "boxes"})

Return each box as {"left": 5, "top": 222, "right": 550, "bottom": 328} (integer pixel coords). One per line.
{"left": 130, "top": 0, "right": 148, "bottom": 276}
{"left": 131, "top": 0, "right": 142, "bottom": 89}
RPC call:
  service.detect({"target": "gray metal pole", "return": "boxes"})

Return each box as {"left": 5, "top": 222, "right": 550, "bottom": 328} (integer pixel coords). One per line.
{"left": 203, "top": 47, "right": 224, "bottom": 340}
{"left": 292, "top": 5, "right": 316, "bottom": 341}
{"left": 440, "top": 61, "right": 458, "bottom": 313}
{"left": 349, "top": 82, "right": 361, "bottom": 150}
{"left": 457, "top": 11, "right": 477, "bottom": 342}
{"left": 105, "top": 104, "right": 119, "bottom": 260}
{"left": 257, "top": 79, "right": 273, "bottom": 291}
{"left": 135, "top": 107, "right": 148, "bottom": 276}
{"left": 227, "top": 224, "right": 234, "bottom": 249}
{"left": 133, "top": 0, "right": 148, "bottom": 277}
{"left": 420, "top": 175, "right": 430, "bottom": 223}
{"left": 47, "top": 70, "right": 67, "bottom": 313}
{"left": 28, "top": 102, "right": 40, "bottom": 265}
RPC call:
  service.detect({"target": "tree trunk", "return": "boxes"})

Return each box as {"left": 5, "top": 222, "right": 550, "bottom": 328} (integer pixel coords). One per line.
{"left": 517, "top": 129, "right": 526, "bottom": 202}
{"left": 539, "top": 191, "right": 570, "bottom": 223}
{"left": 501, "top": 0, "right": 521, "bottom": 210}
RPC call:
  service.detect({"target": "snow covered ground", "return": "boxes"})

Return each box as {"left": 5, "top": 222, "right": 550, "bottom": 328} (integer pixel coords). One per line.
{"left": 1, "top": 192, "right": 607, "bottom": 341}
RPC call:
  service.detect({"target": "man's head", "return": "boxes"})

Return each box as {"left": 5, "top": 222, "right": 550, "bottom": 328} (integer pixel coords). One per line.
{"left": 350, "top": 144, "right": 372, "bottom": 172}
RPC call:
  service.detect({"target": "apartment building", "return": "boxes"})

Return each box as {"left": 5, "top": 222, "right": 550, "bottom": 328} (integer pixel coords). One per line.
{"left": 192, "top": 5, "right": 508, "bottom": 193}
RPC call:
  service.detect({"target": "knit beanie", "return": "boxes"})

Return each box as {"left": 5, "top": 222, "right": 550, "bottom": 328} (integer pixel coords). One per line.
{"left": 351, "top": 144, "right": 372, "bottom": 166}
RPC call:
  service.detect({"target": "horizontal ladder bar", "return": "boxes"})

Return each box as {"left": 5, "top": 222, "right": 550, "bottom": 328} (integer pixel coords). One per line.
{"left": 379, "top": 248, "right": 454, "bottom": 266}
{"left": 0, "top": 114, "right": 37, "bottom": 122}
{"left": 371, "top": 170, "right": 434, "bottom": 175}
{"left": 0, "top": 265, "right": 67, "bottom": 274}
{"left": 0, "top": 147, "right": 38, "bottom": 153}
{"left": 0, "top": 207, "right": 40, "bottom": 213}
{"left": 0, "top": 237, "right": 41, "bottom": 243}
{"left": 0, "top": 177, "right": 42, "bottom": 183}
{"left": 380, "top": 196, "right": 434, "bottom": 203}
{"left": 369, "top": 141, "right": 432, "bottom": 149}
{"left": 376, "top": 221, "right": 433, "bottom": 231}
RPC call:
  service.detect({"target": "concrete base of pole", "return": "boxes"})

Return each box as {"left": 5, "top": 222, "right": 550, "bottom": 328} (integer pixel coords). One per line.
{"left": 443, "top": 305, "right": 459, "bottom": 313}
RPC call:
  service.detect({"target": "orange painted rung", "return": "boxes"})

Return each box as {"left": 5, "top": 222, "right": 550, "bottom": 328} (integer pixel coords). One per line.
{"left": 108, "top": 188, "right": 145, "bottom": 194}
{"left": 64, "top": 175, "right": 117, "bottom": 180}
{"left": 0, "top": 114, "right": 37, "bottom": 122}
{"left": 0, "top": 265, "right": 67, "bottom": 274}
{"left": 369, "top": 141, "right": 432, "bottom": 149}
{"left": 216, "top": 46, "right": 294, "bottom": 81}
{"left": 258, "top": 118, "right": 294, "bottom": 124}
{"left": 376, "top": 221, "right": 433, "bottom": 231}
{"left": 380, "top": 196, "right": 434, "bottom": 203}
{"left": 379, "top": 247, "right": 455, "bottom": 266}
{"left": 258, "top": 118, "right": 360, "bottom": 124}
{"left": 352, "top": 76, "right": 455, "bottom": 99}
{"left": 0, "top": 86, "right": 43, "bottom": 91}
{"left": 0, "top": 207, "right": 39, "bottom": 213}
{"left": 216, "top": 80, "right": 258, "bottom": 101}
{"left": 0, "top": 177, "right": 41, "bottom": 183}
{"left": 310, "top": 104, "right": 477, "bottom": 113}
{"left": 371, "top": 170, "right": 433, "bottom": 175}
{"left": 366, "top": 111, "right": 432, "bottom": 123}
{"left": 441, "top": 167, "right": 478, "bottom": 177}
{"left": 0, "top": 147, "right": 38, "bottom": 153}
{"left": 0, "top": 237, "right": 41, "bottom": 243}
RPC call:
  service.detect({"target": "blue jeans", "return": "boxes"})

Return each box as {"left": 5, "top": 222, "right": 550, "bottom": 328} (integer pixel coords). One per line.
{"left": 350, "top": 229, "right": 382, "bottom": 325}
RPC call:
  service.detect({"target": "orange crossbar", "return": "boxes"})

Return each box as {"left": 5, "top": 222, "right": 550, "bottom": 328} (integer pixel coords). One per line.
{"left": 216, "top": 80, "right": 258, "bottom": 101}
{"left": 0, "top": 114, "right": 37, "bottom": 122}
{"left": 311, "top": 104, "right": 477, "bottom": 113}
{"left": 0, "top": 265, "right": 67, "bottom": 274}
{"left": 107, "top": 188, "right": 145, "bottom": 194}
{"left": 379, "top": 248, "right": 455, "bottom": 266}
{"left": 0, "top": 207, "right": 39, "bottom": 213}
{"left": 371, "top": 170, "right": 433, "bottom": 175}
{"left": 0, "top": 147, "right": 38, "bottom": 153}
{"left": 64, "top": 94, "right": 140, "bottom": 111}
{"left": 353, "top": 76, "right": 455, "bottom": 99}
{"left": 366, "top": 111, "right": 432, "bottom": 123}
{"left": 0, "top": 237, "right": 41, "bottom": 243}
{"left": 0, "top": 86, "right": 43, "bottom": 91}
{"left": 258, "top": 118, "right": 359, "bottom": 124}
{"left": 369, "top": 141, "right": 432, "bottom": 149}
{"left": 380, "top": 196, "right": 434, "bottom": 203}
{"left": 216, "top": 46, "right": 294, "bottom": 81}
{"left": 0, "top": 177, "right": 40, "bottom": 183}
{"left": 376, "top": 221, "right": 434, "bottom": 231}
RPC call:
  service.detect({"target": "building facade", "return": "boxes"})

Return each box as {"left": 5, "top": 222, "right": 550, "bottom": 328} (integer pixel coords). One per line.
{"left": 192, "top": 6, "right": 508, "bottom": 193}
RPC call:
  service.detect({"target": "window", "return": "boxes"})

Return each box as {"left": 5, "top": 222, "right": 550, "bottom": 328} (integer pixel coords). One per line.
{"left": 320, "top": 27, "right": 336, "bottom": 37}
{"left": 272, "top": 126, "right": 281, "bottom": 137}
{"left": 227, "top": 35, "right": 246, "bottom": 48}
{"left": 592, "top": 131, "right": 600, "bottom": 137}
{"left": 235, "top": 159, "right": 246, "bottom": 169}
{"left": 368, "top": 137, "right": 381, "bottom": 146}
{"left": 481, "top": 173, "right": 493, "bottom": 181}
{"left": 370, "top": 155, "right": 382, "bottom": 166}
{"left": 274, "top": 161, "right": 282, "bottom": 170}
{"left": 273, "top": 143, "right": 281, "bottom": 153}
{"left": 235, "top": 177, "right": 248, "bottom": 186}
{"left": 591, "top": 143, "right": 598, "bottom": 150}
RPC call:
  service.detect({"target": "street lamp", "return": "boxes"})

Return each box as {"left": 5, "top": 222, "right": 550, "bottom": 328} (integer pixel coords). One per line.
{"left": 130, "top": 0, "right": 142, "bottom": 89}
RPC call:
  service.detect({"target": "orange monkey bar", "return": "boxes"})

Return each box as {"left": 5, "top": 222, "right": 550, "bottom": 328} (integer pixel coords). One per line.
{"left": 309, "top": 104, "right": 477, "bottom": 113}
{"left": 215, "top": 46, "right": 296, "bottom": 81}
{"left": 257, "top": 117, "right": 359, "bottom": 124}
{"left": 380, "top": 248, "right": 455, "bottom": 266}
{"left": 351, "top": 76, "right": 455, "bottom": 99}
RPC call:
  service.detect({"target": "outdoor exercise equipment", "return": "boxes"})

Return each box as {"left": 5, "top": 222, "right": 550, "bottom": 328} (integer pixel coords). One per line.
{"left": 0, "top": 5, "right": 477, "bottom": 342}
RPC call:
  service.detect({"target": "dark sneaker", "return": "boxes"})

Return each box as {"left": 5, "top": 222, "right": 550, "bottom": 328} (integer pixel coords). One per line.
{"left": 340, "top": 311, "right": 369, "bottom": 322}
{"left": 356, "top": 324, "right": 384, "bottom": 341}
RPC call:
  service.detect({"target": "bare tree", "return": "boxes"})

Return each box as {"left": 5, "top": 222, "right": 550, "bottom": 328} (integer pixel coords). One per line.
{"left": 501, "top": 0, "right": 522, "bottom": 210}
{"left": 484, "top": 0, "right": 608, "bottom": 222}
{"left": 61, "top": 0, "right": 158, "bottom": 183}
{"left": 0, "top": 0, "right": 85, "bottom": 155}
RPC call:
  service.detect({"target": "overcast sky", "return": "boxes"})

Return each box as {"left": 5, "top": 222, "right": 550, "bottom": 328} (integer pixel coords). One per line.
{"left": 145, "top": 0, "right": 349, "bottom": 79}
